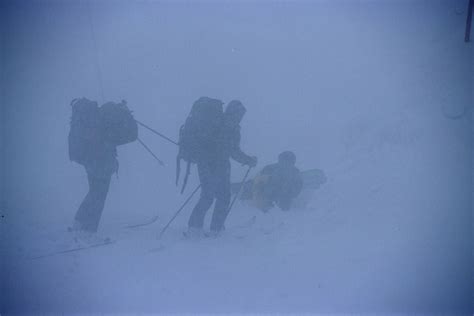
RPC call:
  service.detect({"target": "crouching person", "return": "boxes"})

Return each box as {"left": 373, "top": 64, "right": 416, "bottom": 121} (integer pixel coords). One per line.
{"left": 253, "top": 151, "right": 303, "bottom": 212}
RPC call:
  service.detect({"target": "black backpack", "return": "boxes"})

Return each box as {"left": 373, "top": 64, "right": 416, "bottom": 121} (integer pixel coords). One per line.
{"left": 69, "top": 99, "right": 138, "bottom": 166}
{"left": 176, "top": 97, "right": 224, "bottom": 193}
{"left": 68, "top": 98, "right": 101, "bottom": 165}
{"left": 99, "top": 100, "right": 138, "bottom": 146}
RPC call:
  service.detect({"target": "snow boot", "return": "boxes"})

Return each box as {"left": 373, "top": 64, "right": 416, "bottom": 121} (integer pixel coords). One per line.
{"left": 183, "top": 227, "right": 205, "bottom": 240}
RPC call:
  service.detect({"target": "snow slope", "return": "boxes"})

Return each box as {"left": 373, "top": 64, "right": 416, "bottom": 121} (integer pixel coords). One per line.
{"left": 3, "top": 117, "right": 472, "bottom": 313}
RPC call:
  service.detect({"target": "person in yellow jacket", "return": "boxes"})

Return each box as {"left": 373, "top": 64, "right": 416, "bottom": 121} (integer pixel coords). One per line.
{"left": 251, "top": 151, "right": 303, "bottom": 212}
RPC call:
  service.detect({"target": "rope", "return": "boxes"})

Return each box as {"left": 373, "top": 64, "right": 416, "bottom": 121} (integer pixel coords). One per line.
{"left": 137, "top": 137, "right": 165, "bottom": 166}
{"left": 136, "top": 120, "right": 179, "bottom": 146}
{"left": 86, "top": 2, "right": 105, "bottom": 102}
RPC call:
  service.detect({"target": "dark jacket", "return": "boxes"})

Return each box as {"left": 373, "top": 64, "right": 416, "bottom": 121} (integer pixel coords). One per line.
{"left": 82, "top": 132, "right": 118, "bottom": 178}
{"left": 210, "top": 117, "right": 252, "bottom": 165}
{"left": 85, "top": 144, "right": 118, "bottom": 178}
{"left": 260, "top": 163, "right": 303, "bottom": 201}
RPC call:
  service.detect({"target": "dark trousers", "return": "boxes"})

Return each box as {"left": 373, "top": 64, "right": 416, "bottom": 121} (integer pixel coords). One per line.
{"left": 188, "top": 160, "right": 231, "bottom": 232}
{"left": 74, "top": 168, "right": 112, "bottom": 232}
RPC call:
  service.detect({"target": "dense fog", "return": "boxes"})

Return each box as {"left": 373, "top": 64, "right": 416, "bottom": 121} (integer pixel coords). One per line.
{"left": 2, "top": 0, "right": 473, "bottom": 314}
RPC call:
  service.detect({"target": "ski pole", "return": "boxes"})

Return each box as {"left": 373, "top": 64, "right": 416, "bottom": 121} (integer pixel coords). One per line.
{"left": 465, "top": 0, "right": 473, "bottom": 42}
{"left": 137, "top": 137, "right": 165, "bottom": 166}
{"left": 227, "top": 166, "right": 252, "bottom": 214}
{"left": 135, "top": 119, "right": 179, "bottom": 146}
{"left": 158, "top": 184, "right": 201, "bottom": 239}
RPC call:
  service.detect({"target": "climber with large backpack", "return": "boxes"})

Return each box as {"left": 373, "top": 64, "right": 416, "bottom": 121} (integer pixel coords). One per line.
{"left": 68, "top": 98, "right": 137, "bottom": 236}
{"left": 177, "top": 97, "right": 257, "bottom": 238}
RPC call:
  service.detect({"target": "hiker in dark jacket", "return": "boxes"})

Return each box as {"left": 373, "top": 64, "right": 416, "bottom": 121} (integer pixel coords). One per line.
{"left": 69, "top": 99, "right": 136, "bottom": 235}
{"left": 253, "top": 151, "right": 303, "bottom": 211}
{"left": 187, "top": 100, "right": 257, "bottom": 237}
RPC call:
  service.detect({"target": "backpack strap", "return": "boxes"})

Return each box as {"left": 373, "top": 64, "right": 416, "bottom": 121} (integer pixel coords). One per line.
{"left": 175, "top": 155, "right": 181, "bottom": 186}
{"left": 180, "top": 161, "right": 191, "bottom": 194}
{"left": 70, "top": 98, "right": 79, "bottom": 106}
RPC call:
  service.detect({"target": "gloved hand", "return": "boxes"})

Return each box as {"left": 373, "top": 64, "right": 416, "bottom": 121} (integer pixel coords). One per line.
{"left": 247, "top": 156, "right": 258, "bottom": 168}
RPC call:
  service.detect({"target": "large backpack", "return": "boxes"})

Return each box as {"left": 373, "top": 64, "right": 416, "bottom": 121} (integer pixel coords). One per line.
{"left": 68, "top": 98, "right": 101, "bottom": 165}
{"left": 176, "top": 97, "right": 224, "bottom": 193}
{"left": 99, "top": 100, "right": 138, "bottom": 146}
{"left": 68, "top": 98, "right": 138, "bottom": 166}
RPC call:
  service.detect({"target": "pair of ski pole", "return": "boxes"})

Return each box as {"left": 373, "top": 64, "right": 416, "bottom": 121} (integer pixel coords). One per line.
{"left": 158, "top": 166, "right": 253, "bottom": 239}
{"left": 133, "top": 119, "right": 254, "bottom": 239}
{"left": 135, "top": 119, "right": 178, "bottom": 166}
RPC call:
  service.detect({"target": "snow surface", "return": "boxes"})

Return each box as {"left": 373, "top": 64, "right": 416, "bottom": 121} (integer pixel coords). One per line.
{"left": 3, "top": 136, "right": 472, "bottom": 313}
{"left": 2, "top": 0, "right": 473, "bottom": 314}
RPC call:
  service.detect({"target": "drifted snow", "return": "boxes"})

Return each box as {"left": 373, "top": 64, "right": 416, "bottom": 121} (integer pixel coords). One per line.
{"left": 3, "top": 132, "right": 471, "bottom": 313}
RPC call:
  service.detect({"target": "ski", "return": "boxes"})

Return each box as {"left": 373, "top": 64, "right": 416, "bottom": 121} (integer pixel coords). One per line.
{"left": 29, "top": 239, "right": 115, "bottom": 260}
{"left": 147, "top": 215, "right": 258, "bottom": 253}
{"left": 234, "top": 215, "right": 257, "bottom": 229}
{"left": 124, "top": 215, "right": 159, "bottom": 229}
